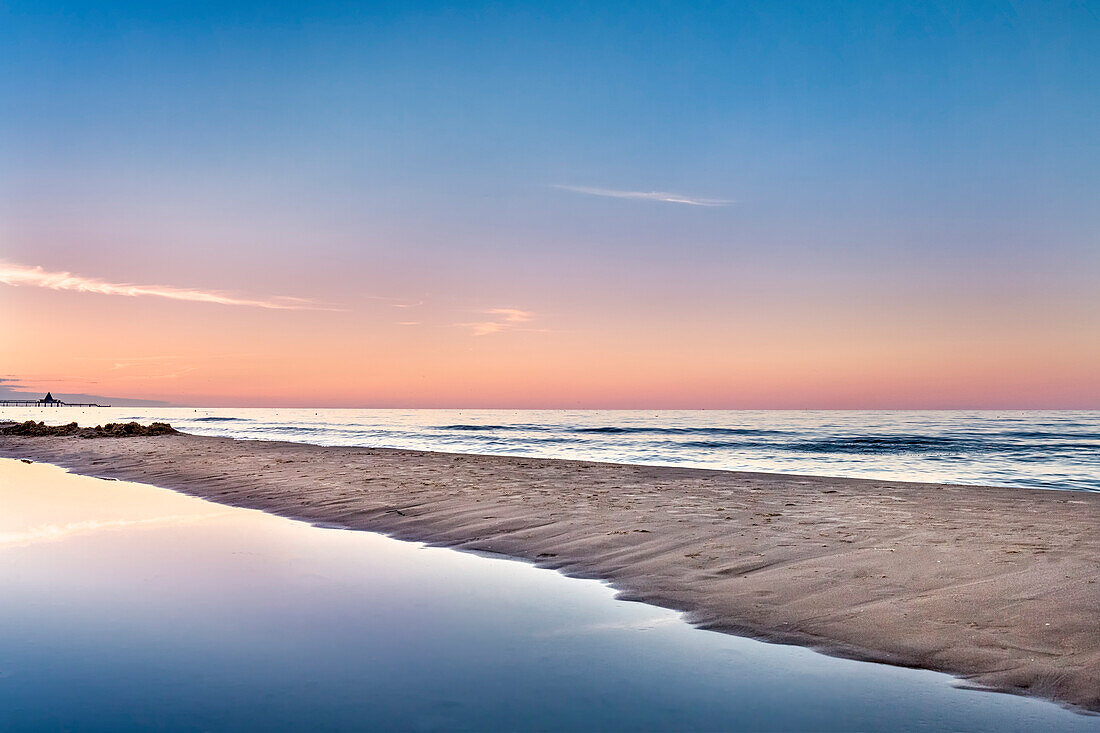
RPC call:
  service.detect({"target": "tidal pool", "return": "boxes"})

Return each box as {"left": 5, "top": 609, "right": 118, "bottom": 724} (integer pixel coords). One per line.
{"left": 0, "top": 459, "right": 1094, "bottom": 732}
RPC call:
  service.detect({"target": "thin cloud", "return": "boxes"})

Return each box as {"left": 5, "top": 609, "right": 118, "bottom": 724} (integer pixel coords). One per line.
{"left": 552, "top": 185, "right": 732, "bottom": 207}
{"left": 81, "top": 353, "right": 245, "bottom": 365}
{"left": 461, "top": 322, "right": 508, "bottom": 336}
{"left": 361, "top": 295, "right": 424, "bottom": 309}
{"left": 484, "top": 308, "right": 533, "bottom": 323}
{"left": 459, "top": 308, "right": 536, "bottom": 336}
{"left": 0, "top": 261, "right": 338, "bottom": 311}
{"left": 111, "top": 367, "right": 198, "bottom": 381}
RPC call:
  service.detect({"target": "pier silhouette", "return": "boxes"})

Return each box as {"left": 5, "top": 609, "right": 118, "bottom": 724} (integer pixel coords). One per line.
{"left": 0, "top": 392, "right": 108, "bottom": 407}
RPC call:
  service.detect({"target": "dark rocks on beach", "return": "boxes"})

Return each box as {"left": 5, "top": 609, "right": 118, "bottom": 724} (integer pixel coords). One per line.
{"left": 83, "top": 421, "right": 179, "bottom": 438}
{"left": 0, "top": 421, "right": 178, "bottom": 438}
{"left": 0, "top": 421, "right": 83, "bottom": 436}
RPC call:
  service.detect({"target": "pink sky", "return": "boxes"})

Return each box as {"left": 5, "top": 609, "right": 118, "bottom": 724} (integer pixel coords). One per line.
{"left": 3, "top": 258, "right": 1097, "bottom": 408}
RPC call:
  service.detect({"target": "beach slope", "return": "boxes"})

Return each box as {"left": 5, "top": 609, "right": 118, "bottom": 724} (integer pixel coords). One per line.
{"left": 1, "top": 431, "right": 1096, "bottom": 712}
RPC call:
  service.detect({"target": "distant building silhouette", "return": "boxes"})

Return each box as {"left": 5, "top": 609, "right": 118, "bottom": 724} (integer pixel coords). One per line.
{"left": 41, "top": 392, "right": 59, "bottom": 405}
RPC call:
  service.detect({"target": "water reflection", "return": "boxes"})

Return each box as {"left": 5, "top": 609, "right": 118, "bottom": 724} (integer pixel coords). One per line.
{"left": 0, "top": 459, "right": 1094, "bottom": 732}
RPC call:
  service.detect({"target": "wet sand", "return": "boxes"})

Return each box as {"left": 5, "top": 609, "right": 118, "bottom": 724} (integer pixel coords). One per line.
{"left": 1, "top": 431, "right": 1096, "bottom": 712}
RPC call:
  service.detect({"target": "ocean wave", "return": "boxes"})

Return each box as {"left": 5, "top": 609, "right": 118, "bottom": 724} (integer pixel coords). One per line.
{"left": 437, "top": 424, "right": 518, "bottom": 431}
{"left": 679, "top": 440, "right": 755, "bottom": 449}
{"left": 574, "top": 426, "right": 785, "bottom": 436}
{"left": 781, "top": 435, "right": 1099, "bottom": 455}
{"left": 127, "top": 411, "right": 1100, "bottom": 492}
{"left": 436, "top": 424, "right": 785, "bottom": 437}
{"left": 999, "top": 430, "right": 1100, "bottom": 440}
{"left": 217, "top": 425, "right": 337, "bottom": 435}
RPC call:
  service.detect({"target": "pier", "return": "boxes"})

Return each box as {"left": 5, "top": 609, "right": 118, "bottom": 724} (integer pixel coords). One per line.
{"left": 0, "top": 392, "right": 109, "bottom": 408}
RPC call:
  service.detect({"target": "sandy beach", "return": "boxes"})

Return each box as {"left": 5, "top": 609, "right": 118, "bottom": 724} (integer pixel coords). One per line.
{"left": 1, "top": 430, "right": 1096, "bottom": 712}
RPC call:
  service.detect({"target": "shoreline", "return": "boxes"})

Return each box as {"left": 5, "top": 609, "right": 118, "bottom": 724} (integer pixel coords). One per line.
{"left": 1, "top": 431, "right": 1097, "bottom": 713}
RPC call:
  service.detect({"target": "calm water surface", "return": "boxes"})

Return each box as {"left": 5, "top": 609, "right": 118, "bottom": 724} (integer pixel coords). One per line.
{"left": 4, "top": 407, "right": 1099, "bottom": 492}
{"left": 0, "top": 459, "right": 1095, "bottom": 732}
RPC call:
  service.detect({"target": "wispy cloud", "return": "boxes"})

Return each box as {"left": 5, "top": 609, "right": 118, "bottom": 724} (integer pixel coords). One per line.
{"left": 552, "top": 185, "right": 732, "bottom": 207}
{"left": 111, "top": 366, "right": 198, "bottom": 381}
{"left": 0, "top": 261, "right": 338, "bottom": 310}
{"left": 485, "top": 308, "right": 533, "bottom": 323}
{"left": 462, "top": 322, "right": 509, "bottom": 336}
{"left": 363, "top": 295, "right": 424, "bottom": 309}
{"left": 459, "top": 308, "right": 536, "bottom": 336}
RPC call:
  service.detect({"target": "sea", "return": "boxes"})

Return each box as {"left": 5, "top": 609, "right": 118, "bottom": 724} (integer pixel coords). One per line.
{"left": 3, "top": 407, "right": 1098, "bottom": 492}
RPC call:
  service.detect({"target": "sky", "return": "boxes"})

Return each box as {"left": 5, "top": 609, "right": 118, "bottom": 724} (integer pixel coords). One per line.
{"left": 1, "top": 0, "right": 1098, "bottom": 408}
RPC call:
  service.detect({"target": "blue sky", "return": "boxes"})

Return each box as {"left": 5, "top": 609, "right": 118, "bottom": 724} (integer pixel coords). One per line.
{"left": 1, "top": 1, "right": 1097, "bottom": 406}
